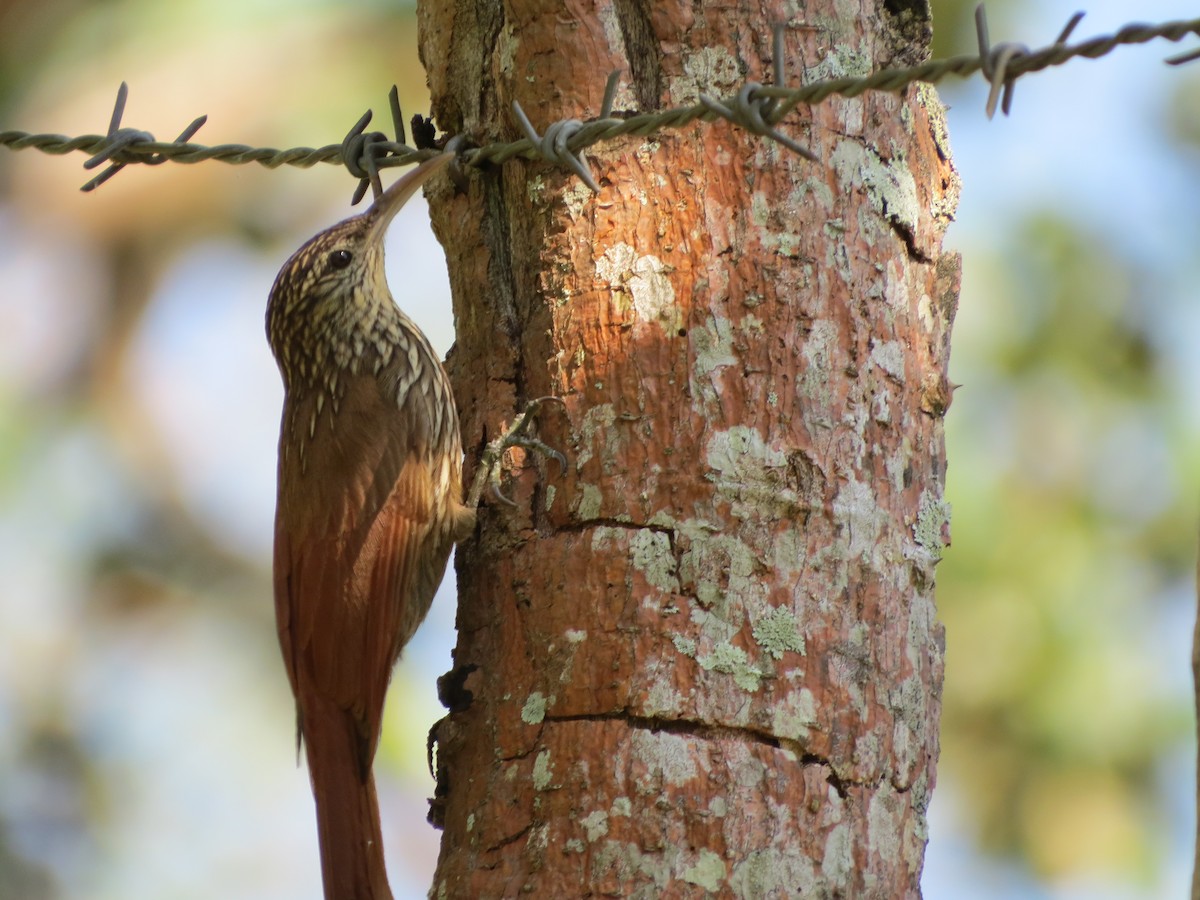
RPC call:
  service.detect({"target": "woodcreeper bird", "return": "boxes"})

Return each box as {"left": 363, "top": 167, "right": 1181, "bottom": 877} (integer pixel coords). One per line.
{"left": 265, "top": 152, "right": 473, "bottom": 900}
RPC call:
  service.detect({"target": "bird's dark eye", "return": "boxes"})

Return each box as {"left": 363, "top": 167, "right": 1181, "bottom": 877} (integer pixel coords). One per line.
{"left": 329, "top": 249, "right": 353, "bottom": 269}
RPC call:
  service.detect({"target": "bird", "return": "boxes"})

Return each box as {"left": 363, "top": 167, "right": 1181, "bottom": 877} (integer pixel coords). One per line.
{"left": 265, "top": 151, "right": 474, "bottom": 900}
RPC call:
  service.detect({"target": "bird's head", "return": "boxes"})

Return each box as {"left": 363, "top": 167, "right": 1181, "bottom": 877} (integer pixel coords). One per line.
{"left": 265, "top": 152, "right": 453, "bottom": 386}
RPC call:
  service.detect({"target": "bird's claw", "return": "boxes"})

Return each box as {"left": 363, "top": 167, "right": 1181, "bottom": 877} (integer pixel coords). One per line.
{"left": 468, "top": 396, "right": 567, "bottom": 509}
{"left": 501, "top": 434, "right": 567, "bottom": 472}
{"left": 487, "top": 464, "right": 520, "bottom": 508}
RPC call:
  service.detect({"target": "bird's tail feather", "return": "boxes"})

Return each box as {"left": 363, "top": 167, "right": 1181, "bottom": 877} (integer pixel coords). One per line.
{"left": 302, "top": 694, "right": 393, "bottom": 900}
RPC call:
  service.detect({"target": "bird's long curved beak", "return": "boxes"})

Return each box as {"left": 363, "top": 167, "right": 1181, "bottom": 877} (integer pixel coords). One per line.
{"left": 367, "top": 151, "right": 455, "bottom": 244}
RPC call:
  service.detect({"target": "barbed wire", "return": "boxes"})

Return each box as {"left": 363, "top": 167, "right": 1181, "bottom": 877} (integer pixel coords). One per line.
{"left": 1, "top": 5, "right": 1198, "bottom": 199}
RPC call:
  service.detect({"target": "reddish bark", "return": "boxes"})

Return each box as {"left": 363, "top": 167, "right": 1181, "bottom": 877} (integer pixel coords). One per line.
{"left": 418, "top": 1, "right": 958, "bottom": 895}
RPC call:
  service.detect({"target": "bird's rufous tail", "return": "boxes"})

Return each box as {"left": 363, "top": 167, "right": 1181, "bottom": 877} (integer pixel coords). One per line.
{"left": 302, "top": 694, "right": 392, "bottom": 900}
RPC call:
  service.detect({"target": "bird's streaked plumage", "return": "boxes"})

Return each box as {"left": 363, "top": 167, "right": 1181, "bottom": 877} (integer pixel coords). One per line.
{"left": 265, "top": 153, "right": 472, "bottom": 900}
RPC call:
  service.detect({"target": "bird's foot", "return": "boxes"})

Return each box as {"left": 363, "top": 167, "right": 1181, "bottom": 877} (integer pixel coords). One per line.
{"left": 468, "top": 397, "right": 566, "bottom": 509}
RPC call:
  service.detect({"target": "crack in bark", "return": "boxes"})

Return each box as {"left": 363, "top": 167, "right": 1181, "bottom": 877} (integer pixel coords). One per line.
{"left": 662, "top": 525, "right": 683, "bottom": 588}
{"left": 481, "top": 178, "right": 522, "bottom": 348}
{"left": 538, "top": 710, "right": 876, "bottom": 804}
{"left": 488, "top": 822, "right": 532, "bottom": 855}
{"left": 558, "top": 517, "right": 675, "bottom": 536}
{"left": 536, "top": 710, "right": 883, "bottom": 803}
{"left": 801, "top": 752, "right": 849, "bottom": 800}
{"left": 473, "top": 1, "right": 506, "bottom": 131}
{"left": 613, "top": 0, "right": 663, "bottom": 111}
{"left": 887, "top": 214, "right": 932, "bottom": 264}
{"left": 543, "top": 709, "right": 782, "bottom": 753}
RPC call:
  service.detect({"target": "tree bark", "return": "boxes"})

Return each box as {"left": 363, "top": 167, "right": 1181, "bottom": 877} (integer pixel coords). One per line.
{"left": 418, "top": 1, "right": 958, "bottom": 896}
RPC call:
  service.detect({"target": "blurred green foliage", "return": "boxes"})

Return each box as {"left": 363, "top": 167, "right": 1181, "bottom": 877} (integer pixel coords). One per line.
{"left": 0, "top": 3, "right": 439, "bottom": 898}
{"left": 938, "top": 210, "right": 1195, "bottom": 881}
{"left": 927, "top": 0, "right": 1197, "bottom": 889}
{"left": 931, "top": 0, "right": 1024, "bottom": 59}
{"left": 1167, "top": 67, "right": 1200, "bottom": 154}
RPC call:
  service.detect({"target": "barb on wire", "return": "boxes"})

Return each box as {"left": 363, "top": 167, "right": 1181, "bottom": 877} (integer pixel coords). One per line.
{"left": 701, "top": 84, "right": 817, "bottom": 162}
{"left": 2, "top": 7, "right": 1199, "bottom": 195}
{"left": 975, "top": 5, "right": 1086, "bottom": 118}
{"left": 511, "top": 100, "right": 600, "bottom": 193}
{"left": 80, "top": 82, "right": 207, "bottom": 191}
{"left": 1165, "top": 46, "right": 1200, "bottom": 66}
{"left": 755, "top": 10, "right": 1200, "bottom": 120}
{"left": 342, "top": 85, "right": 422, "bottom": 204}
{"left": 698, "top": 22, "right": 816, "bottom": 161}
{"left": 508, "top": 71, "right": 628, "bottom": 192}
{"left": 599, "top": 69, "right": 621, "bottom": 120}
{"left": 441, "top": 134, "right": 470, "bottom": 194}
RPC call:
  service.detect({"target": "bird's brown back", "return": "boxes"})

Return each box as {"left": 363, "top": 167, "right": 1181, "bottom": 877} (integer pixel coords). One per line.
{"left": 266, "top": 216, "right": 473, "bottom": 762}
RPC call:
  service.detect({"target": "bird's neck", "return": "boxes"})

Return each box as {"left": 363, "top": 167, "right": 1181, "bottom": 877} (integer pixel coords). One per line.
{"left": 277, "top": 296, "right": 408, "bottom": 395}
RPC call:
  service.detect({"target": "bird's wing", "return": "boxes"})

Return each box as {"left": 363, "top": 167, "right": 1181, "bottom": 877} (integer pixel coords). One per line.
{"left": 272, "top": 373, "right": 437, "bottom": 770}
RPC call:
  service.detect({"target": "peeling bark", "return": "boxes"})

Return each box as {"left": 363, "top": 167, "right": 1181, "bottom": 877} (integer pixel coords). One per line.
{"left": 418, "top": 1, "right": 958, "bottom": 896}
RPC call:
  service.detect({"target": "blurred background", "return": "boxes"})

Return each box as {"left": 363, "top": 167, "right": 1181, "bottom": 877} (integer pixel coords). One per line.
{"left": 0, "top": 1, "right": 1195, "bottom": 897}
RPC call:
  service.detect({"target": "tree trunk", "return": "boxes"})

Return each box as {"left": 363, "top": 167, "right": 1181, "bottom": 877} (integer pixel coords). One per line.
{"left": 418, "top": 1, "right": 958, "bottom": 896}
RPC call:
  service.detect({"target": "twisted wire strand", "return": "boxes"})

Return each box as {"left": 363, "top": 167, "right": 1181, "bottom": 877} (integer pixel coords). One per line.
{"left": 0, "top": 132, "right": 351, "bottom": 168}
{"left": 1, "top": 11, "right": 1197, "bottom": 187}
{"left": 758, "top": 14, "right": 1200, "bottom": 118}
